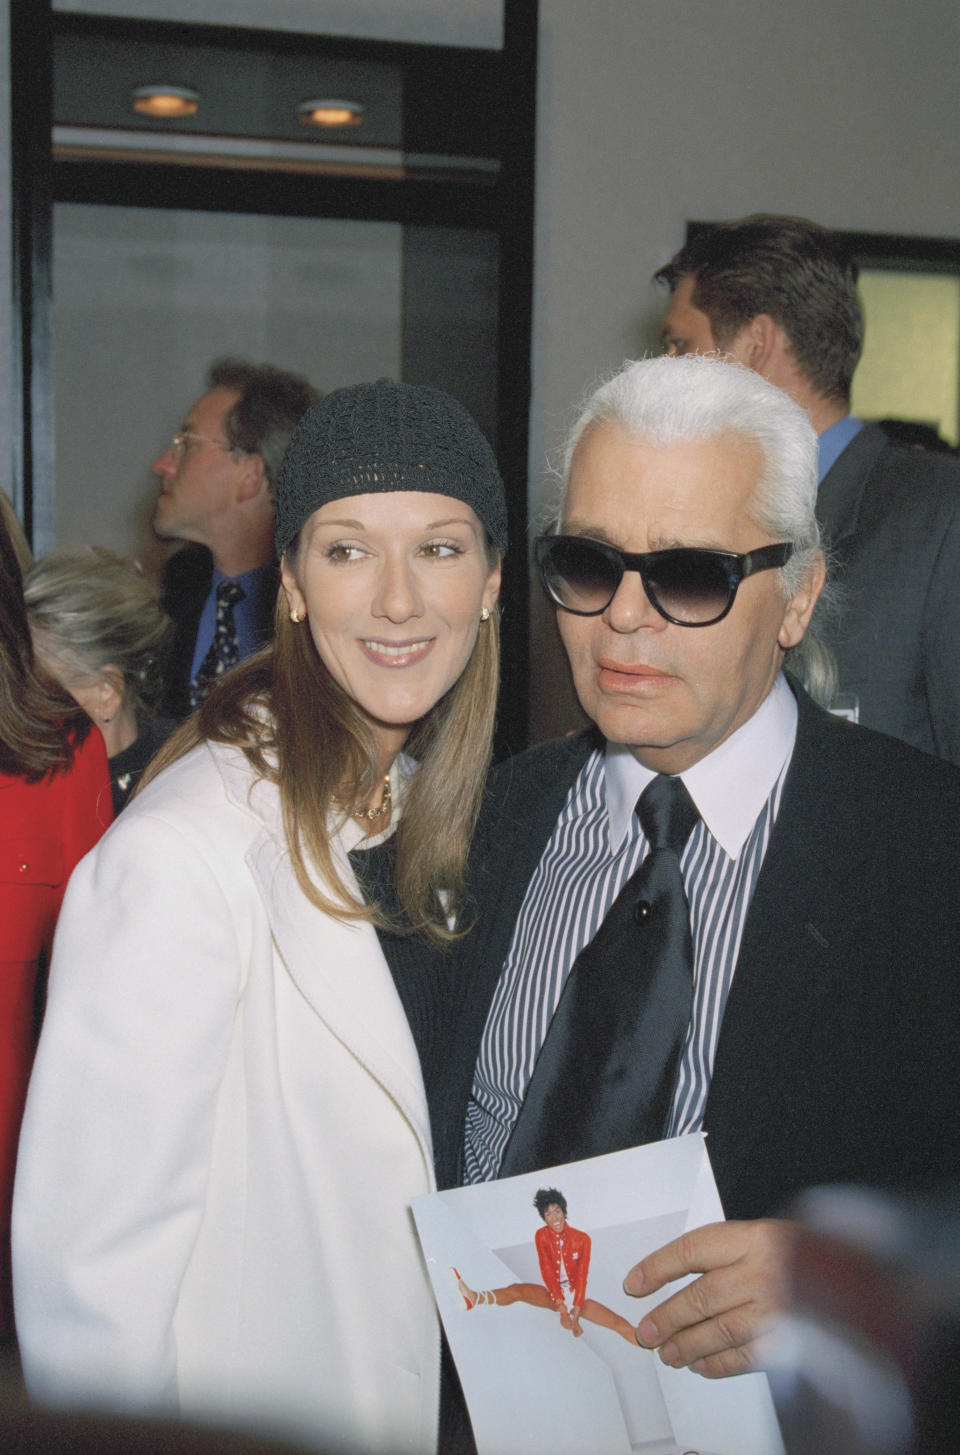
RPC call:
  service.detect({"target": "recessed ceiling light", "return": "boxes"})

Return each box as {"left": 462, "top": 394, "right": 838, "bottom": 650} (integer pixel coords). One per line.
{"left": 131, "top": 85, "right": 200, "bottom": 119}
{"left": 297, "top": 98, "right": 364, "bottom": 129}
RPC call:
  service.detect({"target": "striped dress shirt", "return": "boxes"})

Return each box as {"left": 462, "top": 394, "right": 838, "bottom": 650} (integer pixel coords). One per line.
{"left": 464, "top": 676, "right": 798, "bottom": 1184}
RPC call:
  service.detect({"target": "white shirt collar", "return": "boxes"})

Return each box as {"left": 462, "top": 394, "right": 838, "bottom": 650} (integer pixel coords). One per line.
{"left": 604, "top": 673, "right": 797, "bottom": 859}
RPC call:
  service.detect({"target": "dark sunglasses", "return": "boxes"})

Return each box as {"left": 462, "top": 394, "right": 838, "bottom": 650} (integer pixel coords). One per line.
{"left": 534, "top": 534, "right": 794, "bottom": 627}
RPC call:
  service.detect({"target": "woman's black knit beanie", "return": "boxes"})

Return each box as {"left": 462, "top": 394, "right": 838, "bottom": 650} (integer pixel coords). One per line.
{"left": 274, "top": 378, "right": 508, "bottom": 556}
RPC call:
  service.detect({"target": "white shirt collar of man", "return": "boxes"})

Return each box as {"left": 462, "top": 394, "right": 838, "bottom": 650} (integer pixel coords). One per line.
{"left": 604, "top": 673, "right": 798, "bottom": 861}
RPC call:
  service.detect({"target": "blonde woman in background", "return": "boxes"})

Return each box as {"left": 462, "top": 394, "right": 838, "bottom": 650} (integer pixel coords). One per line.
{"left": 25, "top": 548, "right": 175, "bottom": 813}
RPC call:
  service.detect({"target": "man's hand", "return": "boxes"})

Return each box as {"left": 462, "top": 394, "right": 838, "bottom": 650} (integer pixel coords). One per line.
{"left": 623, "top": 1219, "right": 794, "bottom": 1378}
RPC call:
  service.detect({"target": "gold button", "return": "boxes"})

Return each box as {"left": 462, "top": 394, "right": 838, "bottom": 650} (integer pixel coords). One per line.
{"left": 18, "top": 862, "right": 29, "bottom": 873}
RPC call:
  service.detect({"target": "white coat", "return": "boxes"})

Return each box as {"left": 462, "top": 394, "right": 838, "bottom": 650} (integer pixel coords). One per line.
{"left": 12, "top": 739, "right": 439, "bottom": 1454}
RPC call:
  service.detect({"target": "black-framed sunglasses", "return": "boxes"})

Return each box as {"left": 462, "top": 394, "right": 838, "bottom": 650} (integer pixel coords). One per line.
{"left": 534, "top": 535, "right": 794, "bottom": 627}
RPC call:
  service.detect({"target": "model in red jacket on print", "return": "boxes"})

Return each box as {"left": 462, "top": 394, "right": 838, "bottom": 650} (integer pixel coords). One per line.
{"left": 455, "top": 1187, "right": 640, "bottom": 1345}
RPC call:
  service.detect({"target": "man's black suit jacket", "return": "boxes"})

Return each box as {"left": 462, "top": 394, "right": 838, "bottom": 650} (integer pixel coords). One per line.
{"left": 431, "top": 682, "right": 960, "bottom": 1219}
{"left": 158, "top": 545, "right": 278, "bottom": 720}
{"left": 818, "top": 424, "right": 960, "bottom": 764}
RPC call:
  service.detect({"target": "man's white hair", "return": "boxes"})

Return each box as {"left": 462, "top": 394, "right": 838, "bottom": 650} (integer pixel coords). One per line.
{"left": 559, "top": 354, "right": 836, "bottom": 704}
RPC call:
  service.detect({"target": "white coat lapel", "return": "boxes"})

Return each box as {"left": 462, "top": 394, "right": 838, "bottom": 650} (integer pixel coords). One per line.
{"left": 215, "top": 747, "right": 433, "bottom": 1164}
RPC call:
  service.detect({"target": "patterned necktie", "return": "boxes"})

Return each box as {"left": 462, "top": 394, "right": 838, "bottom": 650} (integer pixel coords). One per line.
{"left": 189, "top": 579, "right": 245, "bottom": 709}
{"left": 500, "top": 773, "right": 700, "bottom": 1176}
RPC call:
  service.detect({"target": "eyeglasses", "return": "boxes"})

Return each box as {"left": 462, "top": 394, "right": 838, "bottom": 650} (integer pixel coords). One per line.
{"left": 534, "top": 534, "right": 794, "bottom": 627}
{"left": 169, "top": 432, "right": 236, "bottom": 457}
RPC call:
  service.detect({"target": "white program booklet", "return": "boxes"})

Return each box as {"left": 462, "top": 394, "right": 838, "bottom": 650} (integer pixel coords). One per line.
{"left": 411, "top": 1134, "right": 785, "bottom": 1455}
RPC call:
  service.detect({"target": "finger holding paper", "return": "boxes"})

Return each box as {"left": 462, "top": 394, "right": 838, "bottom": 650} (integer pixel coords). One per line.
{"left": 624, "top": 1218, "right": 794, "bottom": 1378}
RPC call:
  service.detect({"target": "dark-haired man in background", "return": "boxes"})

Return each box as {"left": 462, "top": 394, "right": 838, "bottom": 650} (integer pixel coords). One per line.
{"left": 656, "top": 214, "right": 960, "bottom": 764}
{"left": 153, "top": 357, "right": 319, "bottom": 718}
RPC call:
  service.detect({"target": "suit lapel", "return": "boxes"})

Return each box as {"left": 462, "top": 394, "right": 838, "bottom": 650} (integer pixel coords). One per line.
{"left": 161, "top": 547, "right": 212, "bottom": 719}
{"left": 705, "top": 688, "right": 870, "bottom": 1164}
{"left": 817, "top": 423, "right": 887, "bottom": 546}
{"left": 433, "top": 733, "right": 598, "bottom": 1182}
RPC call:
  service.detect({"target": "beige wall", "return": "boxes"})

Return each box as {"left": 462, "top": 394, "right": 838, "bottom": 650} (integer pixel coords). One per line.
{"left": 531, "top": 0, "right": 960, "bottom": 514}
{"left": 49, "top": 0, "right": 960, "bottom": 736}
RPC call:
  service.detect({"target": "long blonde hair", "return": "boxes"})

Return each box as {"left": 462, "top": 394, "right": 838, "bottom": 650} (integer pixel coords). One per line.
{"left": 145, "top": 584, "right": 500, "bottom": 943}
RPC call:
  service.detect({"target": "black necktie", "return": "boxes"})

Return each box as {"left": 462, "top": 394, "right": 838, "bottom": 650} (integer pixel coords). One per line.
{"left": 499, "top": 773, "right": 700, "bottom": 1176}
{"left": 189, "top": 579, "right": 245, "bottom": 709}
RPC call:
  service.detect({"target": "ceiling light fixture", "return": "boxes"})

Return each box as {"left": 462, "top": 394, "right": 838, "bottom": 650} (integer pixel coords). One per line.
{"left": 297, "top": 98, "right": 364, "bottom": 129}
{"left": 131, "top": 85, "right": 200, "bottom": 119}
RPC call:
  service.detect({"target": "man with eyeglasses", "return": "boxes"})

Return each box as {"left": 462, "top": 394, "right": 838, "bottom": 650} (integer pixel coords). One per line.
{"left": 153, "top": 357, "right": 319, "bottom": 718}
{"left": 421, "top": 355, "right": 960, "bottom": 1425}
{"left": 655, "top": 213, "right": 960, "bottom": 766}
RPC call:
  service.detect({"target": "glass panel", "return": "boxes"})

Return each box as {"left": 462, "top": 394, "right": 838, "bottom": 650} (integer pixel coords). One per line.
{"left": 51, "top": 202, "right": 404, "bottom": 561}
{"left": 51, "top": 203, "right": 504, "bottom": 565}
{"left": 852, "top": 269, "right": 960, "bottom": 446}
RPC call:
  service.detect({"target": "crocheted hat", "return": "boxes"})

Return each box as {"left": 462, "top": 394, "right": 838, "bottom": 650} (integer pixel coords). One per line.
{"left": 274, "top": 379, "right": 508, "bottom": 555}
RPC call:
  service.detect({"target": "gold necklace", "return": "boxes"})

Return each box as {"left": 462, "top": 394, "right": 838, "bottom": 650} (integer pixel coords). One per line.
{"left": 352, "top": 773, "right": 392, "bottom": 822}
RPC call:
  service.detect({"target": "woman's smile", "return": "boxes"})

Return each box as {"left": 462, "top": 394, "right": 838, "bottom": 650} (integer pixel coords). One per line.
{"left": 360, "top": 637, "right": 435, "bottom": 665}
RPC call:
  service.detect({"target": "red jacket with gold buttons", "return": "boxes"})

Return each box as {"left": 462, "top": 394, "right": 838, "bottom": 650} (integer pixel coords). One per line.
{"left": 535, "top": 1222, "right": 591, "bottom": 1308}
